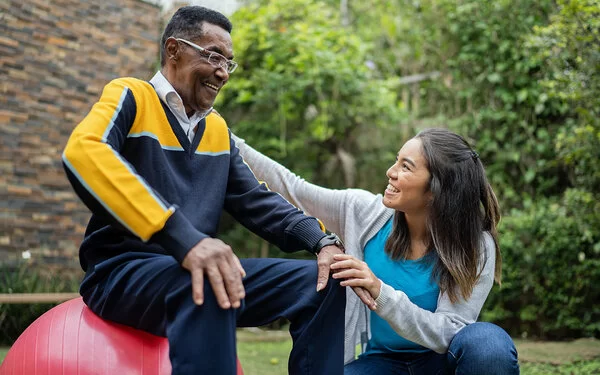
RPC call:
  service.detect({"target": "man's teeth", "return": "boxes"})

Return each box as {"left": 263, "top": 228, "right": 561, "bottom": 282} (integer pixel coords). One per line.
{"left": 205, "top": 83, "right": 218, "bottom": 90}
{"left": 386, "top": 184, "right": 399, "bottom": 193}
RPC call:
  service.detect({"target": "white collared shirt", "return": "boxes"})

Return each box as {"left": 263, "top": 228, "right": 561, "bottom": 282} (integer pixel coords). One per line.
{"left": 149, "top": 71, "right": 212, "bottom": 143}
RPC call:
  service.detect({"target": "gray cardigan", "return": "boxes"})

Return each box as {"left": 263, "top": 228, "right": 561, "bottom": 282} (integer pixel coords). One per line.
{"left": 232, "top": 135, "right": 496, "bottom": 364}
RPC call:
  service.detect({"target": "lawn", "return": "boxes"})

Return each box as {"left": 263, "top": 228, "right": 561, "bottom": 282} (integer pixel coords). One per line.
{"left": 237, "top": 329, "right": 292, "bottom": 374}
{"left": 2, "top": 333, "right": 599, "bottom": 374}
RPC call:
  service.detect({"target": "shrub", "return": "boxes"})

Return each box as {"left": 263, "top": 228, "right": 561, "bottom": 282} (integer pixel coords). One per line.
{"left": 482, "top": 189, "right": 600, "bottom": 339}
{"left": 0, "top": 262, "right": 81, "bottom": 345}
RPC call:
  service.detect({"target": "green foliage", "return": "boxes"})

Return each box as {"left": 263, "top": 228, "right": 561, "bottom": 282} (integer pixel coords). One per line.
{"left": 556, "top": 123, "right": 600, "bottom": 191}
{"left": 482, "top": 190, "right": 600, "bottom": 338}
{"left": 481, "top": 0, "right": 600, "bottom": 339}
{"left": 221, "top": 0, "right": 402, "bottom": 184}
{"left": 429, "top": 0, "right": 564, "bottom": 206}
{"left": 529, "top": 0, "right": 600, "bottom": 192}
{"left": 0, "top": 263, "right": 81, "bottom": 346}
{"left": 320, "top": 0, "right": 566, "bottom": 205}
{"left": 218, "top": 0, "right": 405, "bottom": 257}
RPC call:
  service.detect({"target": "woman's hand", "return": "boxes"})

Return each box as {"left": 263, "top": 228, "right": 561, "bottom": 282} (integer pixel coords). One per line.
{"left": 331, "top": 254, "right": 381, "bottom": 309}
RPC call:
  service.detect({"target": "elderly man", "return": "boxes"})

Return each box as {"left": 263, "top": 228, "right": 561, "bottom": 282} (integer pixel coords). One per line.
{"left": 62, "top": 6, "right": 345, "bottom": 375}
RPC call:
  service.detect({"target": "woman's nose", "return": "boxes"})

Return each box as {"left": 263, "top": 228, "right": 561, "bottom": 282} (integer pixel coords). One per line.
{"left": 386, "top": 166, "right": 396, "bottom": 179}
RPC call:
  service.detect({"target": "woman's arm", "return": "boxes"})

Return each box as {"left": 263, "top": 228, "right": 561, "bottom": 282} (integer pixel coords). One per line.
{"left": 333, "top": 232, "right": 496, "bottom": 353}
{"left": 375, "top": 233, "right": 497, "bottom": 353}
{"left": 231, "top": 133, "right": 364, "bottom": 237}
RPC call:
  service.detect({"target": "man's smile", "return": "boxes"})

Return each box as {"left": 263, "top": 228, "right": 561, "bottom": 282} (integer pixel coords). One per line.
{"left": 204, "top": 82, "right": 219, "bottom": 91}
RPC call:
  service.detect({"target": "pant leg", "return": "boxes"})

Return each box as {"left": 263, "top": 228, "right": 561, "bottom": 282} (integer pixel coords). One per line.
{"left": 237, "top": 258, "right": 346, "bottom": 375}
{"left": 80, "top": 252, "right": 238, "bottom": 375}
{"left": 344, "top": 354, "right": 411, "bottom": 375}
{"left": 447, "top": 322, "right": 520, "bottom": 375}
{"left": 408, "top": 350, "right": 447, "bottom": 375}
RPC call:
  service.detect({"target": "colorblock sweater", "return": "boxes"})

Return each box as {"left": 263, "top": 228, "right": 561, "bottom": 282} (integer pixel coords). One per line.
{"left": 231, "top": 135, "right": 497, "bottom": 364}
{"left": 63, "top": 77, "right": 327, "bottom": 270}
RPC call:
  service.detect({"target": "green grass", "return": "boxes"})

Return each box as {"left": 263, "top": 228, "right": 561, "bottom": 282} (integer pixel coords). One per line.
{"left": 0, "top": 348, "right": 7, "bottom": 364}
{"left": 3, "top": 334, "right": 599, "bottom": 374}
{"left": 517, "top": 338, "right": 600, "bottom": 375}
{"left": 520, "top": 360, "right": 600, "bottom": 374}
{"left": 236, "top": 334, "right": 600, "bottom": 375}
{"left": 237, "top": 328, "right": 292, "bottom": 374}
{"left": 237, "top": 339, "right": 292, "bottom": 374}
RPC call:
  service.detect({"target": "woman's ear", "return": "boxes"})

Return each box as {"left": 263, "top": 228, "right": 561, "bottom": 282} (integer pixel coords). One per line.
{"left": 426, "top": 177, "right": 436, "bottom": 204}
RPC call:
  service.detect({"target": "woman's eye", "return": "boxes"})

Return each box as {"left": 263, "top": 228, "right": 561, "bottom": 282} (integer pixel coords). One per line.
{"left": 402, "top": 163, "right": 410, "bottom": 170}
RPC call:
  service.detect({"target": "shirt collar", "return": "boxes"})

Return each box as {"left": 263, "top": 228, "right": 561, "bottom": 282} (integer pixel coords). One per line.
{"left": 149, "top": 71, "right": 213, "bottom": 121}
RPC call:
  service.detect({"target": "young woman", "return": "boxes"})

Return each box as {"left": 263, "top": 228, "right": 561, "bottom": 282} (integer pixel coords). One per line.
{"left": 232, "top": 128, "right": 519, "bottom": 374}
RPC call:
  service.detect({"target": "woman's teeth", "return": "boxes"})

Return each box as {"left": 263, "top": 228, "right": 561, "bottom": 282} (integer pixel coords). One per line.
{"left": 386, "top": 184, "right": 399, "bottom": 193}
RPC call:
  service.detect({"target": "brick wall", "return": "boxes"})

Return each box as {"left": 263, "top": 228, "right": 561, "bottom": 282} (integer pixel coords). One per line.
{"left": 0, "top": 0, "right": 162, "bottom": 269}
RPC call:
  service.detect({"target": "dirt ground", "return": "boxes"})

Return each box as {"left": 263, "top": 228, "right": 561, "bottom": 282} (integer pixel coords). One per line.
{"left": 515, "top": 338, "right": 600, "bottom": 365}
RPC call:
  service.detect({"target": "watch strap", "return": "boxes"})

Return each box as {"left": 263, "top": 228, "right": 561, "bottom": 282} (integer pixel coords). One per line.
{"left": 313, "top": 233, "right": 344, "bottom": 254}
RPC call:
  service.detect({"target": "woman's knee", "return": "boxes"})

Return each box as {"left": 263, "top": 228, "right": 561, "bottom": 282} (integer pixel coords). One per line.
{"left": 448, "top": 322, "right": 519, "bottom": 374}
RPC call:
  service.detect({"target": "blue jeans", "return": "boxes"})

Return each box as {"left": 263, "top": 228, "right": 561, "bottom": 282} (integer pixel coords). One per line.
{"left": 81, "top": 253, "right": 346, "bottom": 375}
{"left": 344, "top": 322, "right": 519, "bottom": 375}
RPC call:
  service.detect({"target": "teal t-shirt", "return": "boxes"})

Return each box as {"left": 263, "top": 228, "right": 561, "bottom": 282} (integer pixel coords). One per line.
{"left": 363, "top": 218, "right": 440, "bottom": 354}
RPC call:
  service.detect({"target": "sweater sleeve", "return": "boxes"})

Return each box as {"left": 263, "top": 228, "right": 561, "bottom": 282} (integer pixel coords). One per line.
{"left": 231, "top": 133, "right": 360, "bottom": 238}
{"left": 373, "top": 232, "right": 497, "bottom": 353}
{"left": 62, "top": 79, "right": 208, "bottom": 263}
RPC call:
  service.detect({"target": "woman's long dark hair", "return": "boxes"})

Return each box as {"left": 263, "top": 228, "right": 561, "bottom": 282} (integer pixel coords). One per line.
{"left": 385, "top": 128, "right": 501, "bottom": 303}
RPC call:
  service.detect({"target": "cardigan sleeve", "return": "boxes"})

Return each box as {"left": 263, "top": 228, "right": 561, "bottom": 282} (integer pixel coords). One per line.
{"left": 231, "top": 133, "right": 368, "bottom": 239}
{"left": 224, "top": 134, "right": 328, "bottom": 253}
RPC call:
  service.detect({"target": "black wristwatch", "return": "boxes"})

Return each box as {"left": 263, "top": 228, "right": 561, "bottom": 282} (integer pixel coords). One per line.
{"left": 313, "top": 233, "right": 345, "bottom": 254}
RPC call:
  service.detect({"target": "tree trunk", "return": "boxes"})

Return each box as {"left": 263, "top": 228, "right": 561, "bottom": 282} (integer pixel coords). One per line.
{"left": 260, "top": 239, "right": 269, "bottom": 258}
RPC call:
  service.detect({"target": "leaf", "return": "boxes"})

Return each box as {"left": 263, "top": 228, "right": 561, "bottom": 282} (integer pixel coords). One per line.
{"left": 487, "top": 72, "right": 502, "bottom": 83}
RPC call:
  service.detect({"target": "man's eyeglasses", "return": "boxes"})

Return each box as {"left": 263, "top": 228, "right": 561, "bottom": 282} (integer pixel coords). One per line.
{"left": 175, "top": 38, "right": 238, "bottom": 73}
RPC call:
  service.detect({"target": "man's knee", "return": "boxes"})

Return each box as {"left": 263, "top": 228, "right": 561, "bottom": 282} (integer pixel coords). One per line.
{"left": 295, "top": 260, "right": 345, "bottom": 300}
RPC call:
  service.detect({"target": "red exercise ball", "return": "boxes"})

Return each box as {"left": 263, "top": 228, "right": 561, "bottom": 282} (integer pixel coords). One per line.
{"left": 0, "top": 297, "right": 243, "bottom": 375}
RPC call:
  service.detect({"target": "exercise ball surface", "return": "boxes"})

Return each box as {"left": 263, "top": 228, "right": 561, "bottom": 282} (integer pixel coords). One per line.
{"left": 0, "top": 297, "right": 243, "bottom": 375}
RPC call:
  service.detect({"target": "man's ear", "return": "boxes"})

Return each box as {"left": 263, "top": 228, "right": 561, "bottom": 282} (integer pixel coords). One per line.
{"left": 165, "top": 38, "right": 180, "bottom": 62}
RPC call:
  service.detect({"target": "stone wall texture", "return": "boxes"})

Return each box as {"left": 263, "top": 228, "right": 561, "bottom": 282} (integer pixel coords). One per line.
{"left": 0, "top": 0, "right": 162, "bottom": 269}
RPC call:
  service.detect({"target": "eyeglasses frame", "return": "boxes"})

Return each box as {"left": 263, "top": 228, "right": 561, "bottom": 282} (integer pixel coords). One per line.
{"left": 173, "top": 37, "right": 238, "bottom": 73}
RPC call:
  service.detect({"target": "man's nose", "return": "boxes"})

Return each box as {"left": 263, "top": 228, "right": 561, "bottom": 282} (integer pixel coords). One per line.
{"left": 215, "top": 66, "right": 230, "bottom": 82}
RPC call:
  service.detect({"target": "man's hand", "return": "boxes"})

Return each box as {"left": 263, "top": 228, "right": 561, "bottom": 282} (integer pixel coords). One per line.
{"left": 316, "top": 245, "right": 344, "bottom": 292}
{"left": 181, "top": 238, "right": 246, "bottom": 309}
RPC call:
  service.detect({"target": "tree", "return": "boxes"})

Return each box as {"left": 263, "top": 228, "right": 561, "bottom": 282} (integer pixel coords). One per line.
{"left": 530, "top": 0, "right": 600, "bottom": 192}
{"left": 216, "top": 0, "right": 403, "bottom": 257}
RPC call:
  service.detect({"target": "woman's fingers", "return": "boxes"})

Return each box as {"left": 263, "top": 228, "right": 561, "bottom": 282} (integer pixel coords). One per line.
{"left": 332, "top": 254, "right": 355, "bottom": 263}
{"left": 331, "top": 268, "right": 364, "bottom": 280}
{"left": 353, "top": 286, "right": 377, "bottom": 310}
{"left": 331, "top": 254, "right": 381, "bottom": 300}
{"left": 330, "top": 257, "right": 366, "bottom": 271}
{"left": 339, "top": 277, "right": 368, "bottom": 288}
